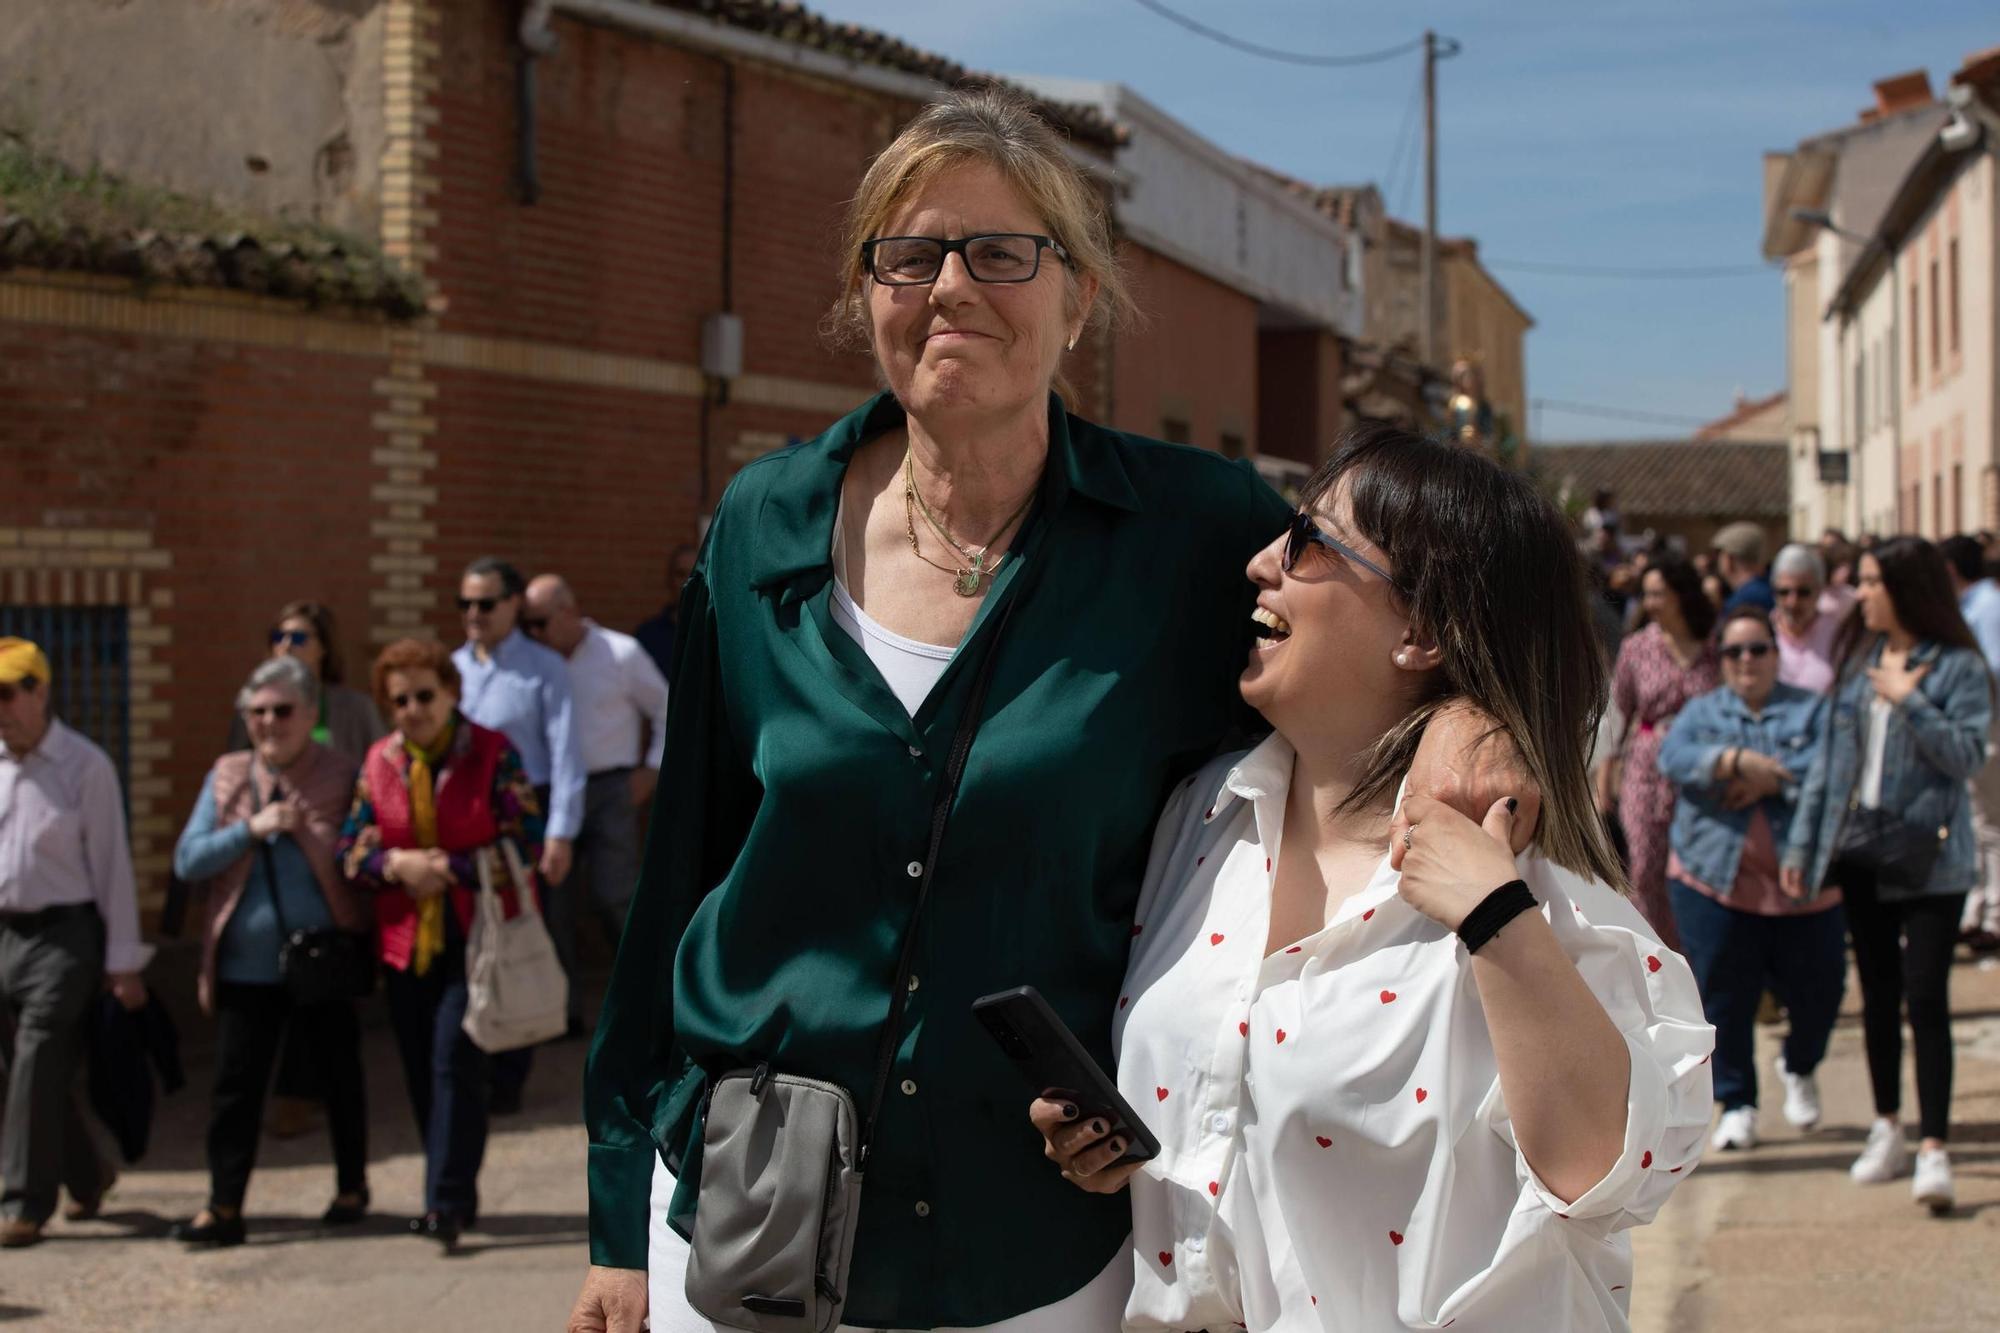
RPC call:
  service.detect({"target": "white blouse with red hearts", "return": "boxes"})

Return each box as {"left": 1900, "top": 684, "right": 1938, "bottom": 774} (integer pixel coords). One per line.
{"left": 1113, "top": 734, "right": 1715, "bottom": 1332}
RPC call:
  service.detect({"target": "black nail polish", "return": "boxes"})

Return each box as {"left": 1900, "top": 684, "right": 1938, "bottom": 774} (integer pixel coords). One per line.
{"left": 1092, "top": 1119, "right": 1107, "bottom": 1136}
{"left": 1108, "top": 1138, "right": 1126, "bottom": 1155}
{"left": 1061, "top": 1103, "right": 1079, "bottom": 1120}
{"left": 1506, "top": 797, "right": 1519, "bottom": 814}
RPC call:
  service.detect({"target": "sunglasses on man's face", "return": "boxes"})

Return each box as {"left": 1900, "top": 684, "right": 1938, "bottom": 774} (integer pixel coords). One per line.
{"left": 520, "top": 617, "right": 550, "bottom": 634}
{"left": 243, "top": 703, "right": 296, "bottom": 721}
{"left": 270, "top": 629, "right": 313, "bottom": 648}
{"left": 457, "top": 596, "right": 502, "bottom": 613}
{"left": 1720, "top": 642, "right": 1775, "bottom": 661}
{"left": 0, "top": 678, "right": 38, "bottom": 706}
{"left": 392, "top": 688, "right": 439, "bottom": 711}
{"left": 1282, "top": 510, "right": 1401, "bottom": 589}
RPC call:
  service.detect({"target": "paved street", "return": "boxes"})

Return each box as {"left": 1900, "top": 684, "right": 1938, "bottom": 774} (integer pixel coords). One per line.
{"left": 6, "top": 955, "right": 1997, "bottom": 1331}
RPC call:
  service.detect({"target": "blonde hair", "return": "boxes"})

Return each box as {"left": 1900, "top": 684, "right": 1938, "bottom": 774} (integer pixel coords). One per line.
{"left": 826, "top": 87, "right": 1135, "bottom": 399}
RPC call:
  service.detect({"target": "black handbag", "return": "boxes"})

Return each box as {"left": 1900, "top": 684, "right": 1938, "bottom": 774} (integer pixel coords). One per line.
{"left": 255, "top": 788, "right": 376, "bottom": 1007}
{"left": 1833, "top": 802, "right": 1946, "bottom": 893}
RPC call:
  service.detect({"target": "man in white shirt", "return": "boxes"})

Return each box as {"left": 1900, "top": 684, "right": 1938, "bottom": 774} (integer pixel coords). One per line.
{"left": 524, "top": 576, "right": 669, "bottom": 1036}
{"left": 0, "top": 638, "right": 150, "bottom": 1247}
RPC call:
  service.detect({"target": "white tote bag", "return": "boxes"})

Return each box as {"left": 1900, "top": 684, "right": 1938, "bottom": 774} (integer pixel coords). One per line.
{"left": 462, "top": 840, "right": 569, "bottom": 1053}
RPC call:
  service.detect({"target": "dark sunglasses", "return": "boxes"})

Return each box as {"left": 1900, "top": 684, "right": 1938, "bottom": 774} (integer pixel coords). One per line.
{"left": 1720, "top": 642, "right": 1775, "bottom": 661}
{"left": 1282, "top": 511, "right": 1401, "bottom": 589}
{"left": 520, "top": 616, "right": 550, "bottom": 634}
{"left": 242, "top": 703, "right": 297, "bottom": 721}
{"left": 0, "top": 677, "right": 38, "bottom": 705}
{"left": 391, "top": 688, "right": 439, "bottom": 710}
{"left": 269, "top": 629, "right": 313, "bottom": 647}
{"left": 456, "top": 596, "right": 502, "bottom": 613}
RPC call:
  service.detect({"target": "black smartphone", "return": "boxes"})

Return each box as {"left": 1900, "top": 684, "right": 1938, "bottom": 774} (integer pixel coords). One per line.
{"left": 972, "top": 984, "right": 1160, "bottom": 1164}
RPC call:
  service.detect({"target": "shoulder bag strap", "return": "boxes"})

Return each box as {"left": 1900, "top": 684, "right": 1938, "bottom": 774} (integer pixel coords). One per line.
{"left": 252, "top": 771, "right": 295, "bottom": 941}
{"left": 858, "top": 591, "right": 1019, "bottom": 1168}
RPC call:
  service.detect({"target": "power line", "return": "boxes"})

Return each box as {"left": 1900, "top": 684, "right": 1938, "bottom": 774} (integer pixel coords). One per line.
{"left": 1382, "top": 66, "right": 1424, "bottom": 220}
{"left": 1485, "top": 258, "right": 1775, "bottom": 279}
{"left": 1531, "top": 398, "right": 1716, "bottom": 427}
{"left": 1128, "top": 0, "right": 1424, "bottom": 67}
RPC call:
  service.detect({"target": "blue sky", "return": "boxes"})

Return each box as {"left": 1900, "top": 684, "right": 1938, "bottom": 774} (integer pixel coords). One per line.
{"left": 808, "top": 1, "right": 1994, "bottom": 440}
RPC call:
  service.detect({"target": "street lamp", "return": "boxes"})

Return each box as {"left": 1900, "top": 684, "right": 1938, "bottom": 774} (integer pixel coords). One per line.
{"left": 1791, "top": 207, "right": 1899, "bottom": 535}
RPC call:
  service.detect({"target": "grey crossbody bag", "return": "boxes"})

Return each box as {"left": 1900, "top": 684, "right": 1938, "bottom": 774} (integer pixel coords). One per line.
{"left": 684, "top": 594, "right": 1018, "bottom": 1332}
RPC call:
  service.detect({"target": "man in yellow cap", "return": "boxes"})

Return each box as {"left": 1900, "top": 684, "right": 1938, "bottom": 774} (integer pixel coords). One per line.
{"left": 0, "top": 637, "right": 150, "bottom": 1247}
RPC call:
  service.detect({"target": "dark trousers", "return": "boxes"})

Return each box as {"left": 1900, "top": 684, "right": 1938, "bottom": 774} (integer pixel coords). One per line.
{"left": 547, "top": 769, "right": 640, "bottom": 1025}
{"left": 383, "top": 924, "right": 490, "bottom": 1218}
{"left": 1669, "top": 880, "right": 1848, "bottom": 1111}
{"left": 207, "top": 982, "right": 367, "bottom": 1209}
{"left": 1834, "top": 859, "right": 1966, "bottom": 1142}
{"left": 0, "top": 908, "right": 106, "bottom": 1223}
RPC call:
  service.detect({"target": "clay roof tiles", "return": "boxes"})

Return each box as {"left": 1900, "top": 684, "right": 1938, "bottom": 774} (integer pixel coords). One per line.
{"left": 1532, "top": 440, "right": 1790, "bottom": 519}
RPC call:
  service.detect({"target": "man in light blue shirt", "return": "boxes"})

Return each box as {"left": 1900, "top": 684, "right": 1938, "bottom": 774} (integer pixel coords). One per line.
{"left": 452, "top": 558, "right": 584, "bottom": 886}
{"left": 1941, "top": 535, "right": 2000, "bottom": 950}
{"left": 1942, "top": 536, "right": 2000, "bottom": 676}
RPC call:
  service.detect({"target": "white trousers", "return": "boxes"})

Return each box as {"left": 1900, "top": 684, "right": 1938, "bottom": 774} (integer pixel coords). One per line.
{"left": 646, "top": 1155, "right": 1132, "bottom": 1332}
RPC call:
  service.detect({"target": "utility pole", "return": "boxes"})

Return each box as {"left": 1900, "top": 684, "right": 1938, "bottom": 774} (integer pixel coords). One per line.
{"left": 1421, "top": 29, "right": 1437, "bottom": 370}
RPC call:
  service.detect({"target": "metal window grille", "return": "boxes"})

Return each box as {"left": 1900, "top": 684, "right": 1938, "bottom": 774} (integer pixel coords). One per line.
{"left": 0, "top": 605, "right": 131, "bottom": 803}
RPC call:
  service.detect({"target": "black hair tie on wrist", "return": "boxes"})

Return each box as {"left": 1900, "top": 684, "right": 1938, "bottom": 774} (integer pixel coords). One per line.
{"left": 1457, "top": 879, "right": 1537, "bottom": 954}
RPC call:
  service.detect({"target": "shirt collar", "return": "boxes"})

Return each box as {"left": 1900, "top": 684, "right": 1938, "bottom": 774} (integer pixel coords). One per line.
{"left": 748, "top": 391, "right": 1143, "bottom": 596}
{"left": 2, "top": 716, "right": 74, "bottom": 766}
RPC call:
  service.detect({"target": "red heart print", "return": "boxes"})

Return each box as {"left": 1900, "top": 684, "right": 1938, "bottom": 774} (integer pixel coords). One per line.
{"left": 1207, "top": 1180, "right": 1219, "bottom": 1197}
{"left": 1205, "top": 807, "right": 1215, "bottom": 820}
{"left": 1155, "top": 1087, "right": 1169, "bottom": 1102}
{"left": 1131, "top": 924, "right": 1144, "bottom": 938}
{"left": 1641, "top": 1151, "right": 1653, "bottom": 1168}
{"left": 1239, "top": 1022, "right": 1249, "bottom": 1037}
{"left": 1285, "top": 945, "right": 1302, "bottom": 954}
{"left": 1265, "top": 857, "right": 1273, "bottom": 873}
{"left": 1158, "top": 1250, "right": 1173, "bottom": 1267}
{"left": 1415, "top": 1087, "right": 1427, "bottom": 1103}
{"left": 1210, "top": 933, "right": 1226, "bottom": 946}
{"left": 1311, "top": 1296, "right": 1318, "bottom": 1307}
{"left": 1610, "top": 1286, "right": 1625, "bottom": 1293}
{"left": 1275, "top": 1029, "right": 1287, "bottom": 1044}
{"left": 1315, "top": 1135, "right": 1332, "bottom": 1148}
{"left": 1380, "top": 990, "right": 1397, "bottom": 1004}
{"left": 1119, "top": 996, "right": 1129, "bottom": 1010}
{"left": 1197, "top": 855, "right": 1205, "bottom": 866}
{"left": 1362, "top": 908, "right": 1375, "bottom": 921}
{"left": 1670, "top": 1166, "right": 1683, "bottom": 1174}
{"left": 1388, "top": 1230, "right": 1404, "bottom": 1246}
{"left": 1646, "top": 955, "right": 1662, "bottom": 973}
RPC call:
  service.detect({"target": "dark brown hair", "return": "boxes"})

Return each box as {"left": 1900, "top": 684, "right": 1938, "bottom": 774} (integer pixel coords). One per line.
{"left": 1835, "top": 537, "right": 1986, "bottom": 674}
{"left": 1644, "top": 556, "right": 1717, "bottom": 641}
{"left": 272, "top": 600, "right": 344, "bottom": 684}
{"left": 1717, "top": 604, "right": 1776, "bottom": 642}
{"left": 1299, "top": 424, "right": 1625, "bottom": 890}
{"left": 369, "top": 638, "right": 461, "bottom": 718}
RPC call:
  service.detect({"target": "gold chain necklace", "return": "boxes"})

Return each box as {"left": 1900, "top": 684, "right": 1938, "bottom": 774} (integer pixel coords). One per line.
{"left": 902, "top": 449, "right": 1038, "bottom": 597}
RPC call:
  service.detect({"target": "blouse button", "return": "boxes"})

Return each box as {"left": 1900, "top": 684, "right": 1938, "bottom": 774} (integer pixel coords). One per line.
{"left": 908, "top": 745, "right": 923, "bottom": 758}
{"left": 906, "top": 861, "right": 924, "bottom": 878}
{"left": 907, "top": 974, "right": 921, "bottom": 993}
{"left": 1187, "top": 1236, "right": 1205, "bottom": 1254}
{"left": 1209, "top": 1112, "right": 1232, "bottom": 1134}
{"left": 901, "top": 1079, "right": 918, "bottom": 1096}
{"left": 914, "top": 1201, "right": 931, "bottom": 1218}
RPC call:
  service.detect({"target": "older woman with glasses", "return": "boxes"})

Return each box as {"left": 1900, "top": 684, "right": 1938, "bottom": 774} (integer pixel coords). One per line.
{"left": 226, "top": 601, "right": 385, "bottom": 763}
{"left": 338, "top": 639, "right": 545, "bottom": 1253}
{"left": 1771, "top": 545, "right": 1847, "bottom": 695}
{"left": 573, "top": 87, "right": 1536, "bottom": 1333}
{"left": 170, "top": 656, "right": 371, "bottom": 1247}
{"left": 1659, "top": 607, "right": 1842, "bottom": 1154}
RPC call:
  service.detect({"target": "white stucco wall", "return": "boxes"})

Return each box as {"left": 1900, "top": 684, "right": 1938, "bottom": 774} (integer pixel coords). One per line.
{"left": 0, "top": 0, "right": 387, "bottom": 239}
{"left": 1012, "top": 76, "right": 1363, "bottom": 338}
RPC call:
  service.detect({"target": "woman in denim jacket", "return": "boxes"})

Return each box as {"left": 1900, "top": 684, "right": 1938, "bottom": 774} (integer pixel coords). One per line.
{"left": 1781, "top": 537, "right": 1992, "bottom": 1215}
{"left": 1660, "top": 607, "right": 1841, "bottom": 1156}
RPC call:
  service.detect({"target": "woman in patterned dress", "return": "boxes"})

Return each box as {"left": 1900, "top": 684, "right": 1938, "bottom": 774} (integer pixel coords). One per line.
{"left": 1604, "top": 556, "right": 1719, "bottom": 950}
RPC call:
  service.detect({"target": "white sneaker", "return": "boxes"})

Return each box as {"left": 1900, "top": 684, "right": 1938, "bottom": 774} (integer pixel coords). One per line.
{"left": 1912, "top": 1148, "right": 1954, "bottom": 1215}
{"left": 1850, "top": 1118, "right": 1911, "bottom": 1183}
{"left": 1774, "top": 1056, "right": 1822, "bottom": 1131}
{"left": 1710, "top": 1105, "right": 1758, "bottom": 1151}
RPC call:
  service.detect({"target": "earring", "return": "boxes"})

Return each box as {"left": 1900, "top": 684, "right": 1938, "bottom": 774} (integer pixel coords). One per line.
{"left": 1395, "top": 652, "right": 1410, "bottom": 666}
{"left": 1066, "top": 333, "right": 1078, "bottom": 351}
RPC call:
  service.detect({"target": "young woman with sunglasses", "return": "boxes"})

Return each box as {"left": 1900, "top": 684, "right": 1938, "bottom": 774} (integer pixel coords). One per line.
{"left": 336, "top": 638, "right": 546, "bottom": 1251}
{"left": 1034, "top": 425, "right": 1712, "bottom": 1332}
{"left": 1782, "top": 537, "right": 1992, "bottom": 1213}
{"left": 170, "top": 655, "right": 372, "bottom": 1246}
{"left": 1658, "top": 606, "right": 1842, "bottom": 1152}
{"left": 225, "top": 600, "right": 386, "bottom": 765}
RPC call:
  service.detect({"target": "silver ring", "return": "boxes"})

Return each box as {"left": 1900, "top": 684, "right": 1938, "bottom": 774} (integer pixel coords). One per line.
{"left": 1402, "top": 826, "right": 1414, "bottom": 851}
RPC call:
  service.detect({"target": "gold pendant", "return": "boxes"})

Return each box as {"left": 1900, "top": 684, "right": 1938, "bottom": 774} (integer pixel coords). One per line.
{"left": 953, "top": 570, "right": 982, "bottom": 596}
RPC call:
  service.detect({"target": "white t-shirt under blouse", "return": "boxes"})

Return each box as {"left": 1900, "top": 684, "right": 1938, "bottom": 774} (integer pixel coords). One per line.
{"left": 1114, "top": 734, "right": 1715, "bottom": 1332}
{"left": 828, "top": 578, "right": 955, "bottom": 718}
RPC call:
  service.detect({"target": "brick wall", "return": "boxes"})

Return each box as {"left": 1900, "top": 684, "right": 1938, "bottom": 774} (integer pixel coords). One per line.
{"left": 1110, "top": 244, "right": 1259, "bottom": 454}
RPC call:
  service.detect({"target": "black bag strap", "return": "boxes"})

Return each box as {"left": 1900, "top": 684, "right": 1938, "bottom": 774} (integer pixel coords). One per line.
{"left": 251, "top": 769, "right": 296, "bottom": 941}
{"left": 858, "top": 591, "right": 1019, "bottom": 1168}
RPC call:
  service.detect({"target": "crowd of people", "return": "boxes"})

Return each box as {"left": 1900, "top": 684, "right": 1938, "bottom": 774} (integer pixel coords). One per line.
{"left": 0, "top": 82, "right": 1991, "bottom": 1333}
{"left": 0, "top": 557, "right": 687, "bottom": 1251}
{"left": 1585, "top": 505, "right": 2000, "bottom": 1215}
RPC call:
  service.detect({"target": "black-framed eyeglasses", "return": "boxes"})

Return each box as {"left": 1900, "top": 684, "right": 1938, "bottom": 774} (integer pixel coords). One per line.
{"left": 1719, "top": 642, "right": 1775, "bottom": 661}
{"left": 270, "top": 629, "right": 312, "bottom": 648}
{"left": 391, "top": 688, "right": 439, "bottom": 710}
{"left": 242, "top": 703, "right": 297, "bottom": 721}
{"left": 1282, "top": 510, "right": 1401, "bottom": 590}
{"left": 861, "top": 233, "right": 1073, "bottom": 286}
{"left": 457, "top": 596, "right": 501, "bottom": 613}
